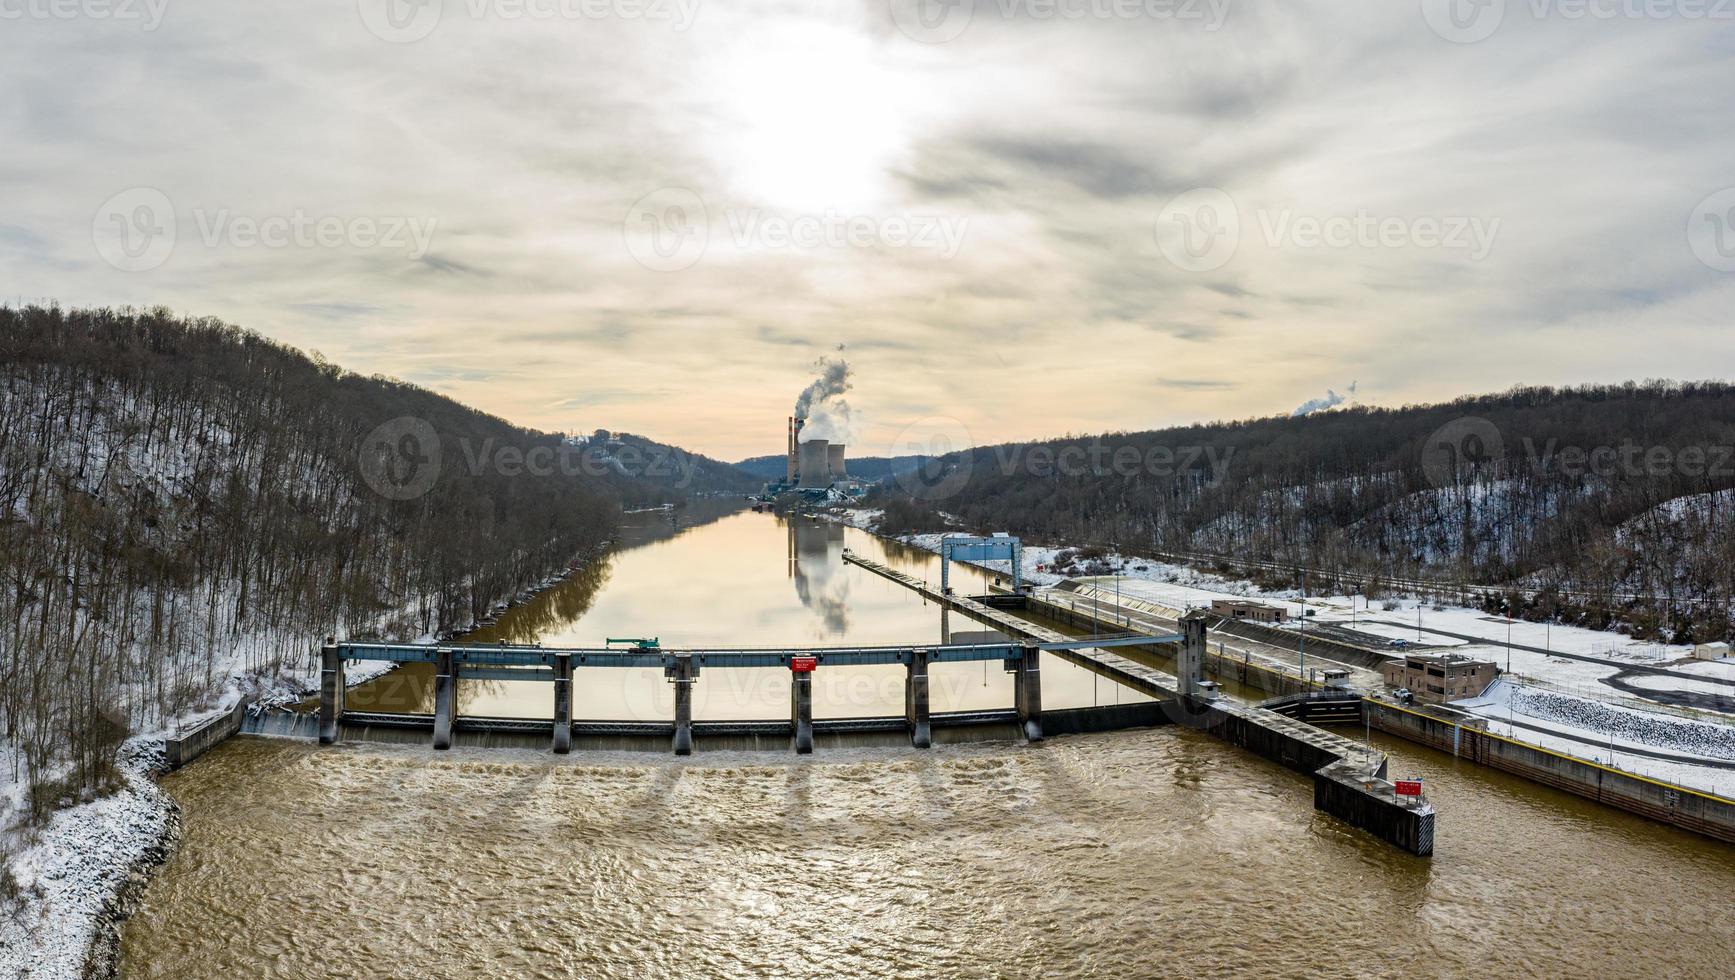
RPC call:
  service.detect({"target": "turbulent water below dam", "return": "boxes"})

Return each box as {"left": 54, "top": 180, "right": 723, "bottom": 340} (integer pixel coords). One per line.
{"left": 120, "top": 507, "right": 1735, "bottom": 977}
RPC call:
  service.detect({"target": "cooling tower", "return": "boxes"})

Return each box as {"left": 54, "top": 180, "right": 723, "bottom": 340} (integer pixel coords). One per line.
{"left": 798, "top": 439, "right": 830, "bottom": 486}
{"left": 826, "top": 444, "right": 845, "bottom": 480}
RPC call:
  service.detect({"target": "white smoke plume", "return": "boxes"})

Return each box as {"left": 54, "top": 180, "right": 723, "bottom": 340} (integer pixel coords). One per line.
{"left": 796, "top": 356, "right": 853, "bottom": 444}
{"left": 1292, "top": 380, "right": 1358, "bottom": 417}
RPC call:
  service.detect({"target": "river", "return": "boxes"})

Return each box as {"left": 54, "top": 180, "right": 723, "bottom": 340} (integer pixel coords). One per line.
{"left": 120, "top": 507, "right": 1735, "bottom": 977}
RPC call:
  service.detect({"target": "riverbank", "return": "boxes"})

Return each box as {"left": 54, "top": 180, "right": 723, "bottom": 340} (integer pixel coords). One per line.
{"left": 825, "top": 507, "right": 1735, "bottom": 811}
{"left": 0, "top": 742, "right": 180, "bottom": 980}
{"left": 0, "top": 544, "right": 611, "bottom": 980}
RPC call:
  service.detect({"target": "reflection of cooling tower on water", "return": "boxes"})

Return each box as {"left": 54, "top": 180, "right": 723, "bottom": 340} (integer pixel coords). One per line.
{"left": 790, "top": 519, "right": 849, "bottom": 632}
{"left": 799, "top": 439, "right": 830, "bottom": 485}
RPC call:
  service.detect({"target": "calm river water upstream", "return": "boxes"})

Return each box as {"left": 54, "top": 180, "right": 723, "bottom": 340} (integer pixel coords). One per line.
{"left": 121, "top": 507, "right": 1735, "bottom": 977}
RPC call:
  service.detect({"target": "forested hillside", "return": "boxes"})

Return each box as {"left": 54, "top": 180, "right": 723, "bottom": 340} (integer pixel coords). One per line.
{"left": 0, "top": 306, "right": 715, "bottom": 818}
{"left": 875, "top": 383, "right": 1735, "bottom": 641}
{"left": 734, "top": 453, "right": 926, "bottom": 484}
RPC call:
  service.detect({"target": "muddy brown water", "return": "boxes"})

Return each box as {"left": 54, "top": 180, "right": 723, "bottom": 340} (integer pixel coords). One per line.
{"left": 120, "top": 509, "right": 1735, "bottom": 977}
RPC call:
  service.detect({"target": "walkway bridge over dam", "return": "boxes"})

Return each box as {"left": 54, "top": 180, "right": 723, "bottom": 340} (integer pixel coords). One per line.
{"left": 303, "top": 548, "right": 1434, "bottom": 855}
{"left": 318, "top": 631, "right": 1177, "bottom": 756}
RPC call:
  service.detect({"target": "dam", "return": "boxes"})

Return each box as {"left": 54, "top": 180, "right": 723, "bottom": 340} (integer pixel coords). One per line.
{"left": 118, "top": 507, "right": 1735, "bottom": 978}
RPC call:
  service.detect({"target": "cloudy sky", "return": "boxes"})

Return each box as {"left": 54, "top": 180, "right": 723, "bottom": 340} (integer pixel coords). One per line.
{"left": 3, "top": 1, "right": 1733, "bottom": 460}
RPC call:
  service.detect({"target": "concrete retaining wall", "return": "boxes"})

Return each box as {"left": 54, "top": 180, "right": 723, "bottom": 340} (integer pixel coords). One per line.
{"left": 1181, "top": 698, "right": 1433, "bottom": 856}
{"left": 1030, "top": 595, "right": 1316, "bottom": 700}
{"left": 1197, "top": 702, "right": 1346, "bottom": 775}
{"left": 1366, "top": 699, "right": 1735, "bottom": 845}
{"left": 1313, "top": 759, "right": 1435, "bottom": 856}
{"left": 1209, "top": 617, "right": 1391, "bottom": 670}
{"left": 162, "top": 702, "right": 250, "bottom": 769}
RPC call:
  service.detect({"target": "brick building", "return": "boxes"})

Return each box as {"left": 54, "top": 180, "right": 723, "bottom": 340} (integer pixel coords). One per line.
{"left": 1381, "top": 653, "right": 1499, "bottom": 703}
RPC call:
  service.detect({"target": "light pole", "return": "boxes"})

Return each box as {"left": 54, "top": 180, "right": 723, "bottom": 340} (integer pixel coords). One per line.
{"left": 1115, "top": 549, "right": 1122, "bottom": 629}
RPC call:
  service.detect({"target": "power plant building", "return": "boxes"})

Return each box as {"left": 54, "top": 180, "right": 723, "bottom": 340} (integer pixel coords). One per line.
{"left": 771, "top": 415, "right": 856, "bottom": 497}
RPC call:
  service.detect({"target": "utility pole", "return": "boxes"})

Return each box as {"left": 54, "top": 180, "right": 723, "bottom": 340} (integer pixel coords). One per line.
{"left": 1507, "top": 610, "right": 1513, "bottom": 674}
{"left": 1299, "top": 569, "right": 1308, "bottom": 688}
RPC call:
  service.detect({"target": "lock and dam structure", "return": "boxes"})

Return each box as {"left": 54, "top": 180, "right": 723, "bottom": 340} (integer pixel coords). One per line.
{"left": 293, "top": 542, "right": 1435, "bottom": 857}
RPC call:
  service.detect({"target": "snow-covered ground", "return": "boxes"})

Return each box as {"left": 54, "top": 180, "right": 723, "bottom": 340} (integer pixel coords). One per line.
{"left": 0, "top": 743, "right": 178, "bottom": 980}
{"left": 0, "top": 557, "right": 606, "bottom": 974}
{"left": 0, "top": 556, "right": 585, "bottom": 980}
{"left": 830, "top": 505, "right": 1735, "bottom": 799}
{"left": 1456, "top": 682, "right": 1735, "bottom": 797}
{"left": 0, "top": 653, "right": 403, "bottom": 980}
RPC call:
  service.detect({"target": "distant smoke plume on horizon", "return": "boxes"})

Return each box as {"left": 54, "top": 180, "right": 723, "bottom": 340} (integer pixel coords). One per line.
{"left": 1292, "top": 381, "right": 1358, "bottom": 418}
{"left": 796, "top": 356, "right": 853, "bottom": 444}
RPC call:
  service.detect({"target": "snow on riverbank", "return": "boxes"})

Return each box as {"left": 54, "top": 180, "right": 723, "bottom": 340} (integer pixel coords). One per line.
{"left": 830, "top": 506, "right": 1728, "bottom": 701}
{"left": 0, "top": 653, "right": 406, "bottom": 980}
{"left": 827, "top": 505, "right": 1735, "bottom": 794}
{"left": 1455, "top": 683, "right": 1735, "bottom": 797}
{"left": 0, "top": 652, "right": 399, "bottom": 980}
{"left": 1457, "top": 681, "right": 1735, "bottom": 763}
{"left": 0, "top": 743, "right": 178, "bottom": 980}
{"left": 0, "top": 552, "right": 595, "bottom": 979}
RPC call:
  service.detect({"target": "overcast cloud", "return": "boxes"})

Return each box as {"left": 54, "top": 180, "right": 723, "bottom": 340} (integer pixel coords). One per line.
{"left": 2, "top": 0, "right": 1732, "bottom": 459}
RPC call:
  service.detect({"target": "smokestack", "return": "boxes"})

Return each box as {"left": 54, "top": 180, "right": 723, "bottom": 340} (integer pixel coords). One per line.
{"left": 827, "top": 444, "right": 845, "bottom": 480}
{"left": 787, "top": 416, "right": 799, "bottom": 482}
{"left": 799, "top": 439, "right": 829, "bottom": 486}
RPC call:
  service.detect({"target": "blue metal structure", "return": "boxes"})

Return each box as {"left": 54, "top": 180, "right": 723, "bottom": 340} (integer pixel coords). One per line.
{"left": 318, "top": 632, "right": 1183, "bottom": 757}
{"left": 939, "top": 534, "right": 1023, "bottom": 594}
{"left": 329, "top": 634, "right": 1176, "bottom": 669}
